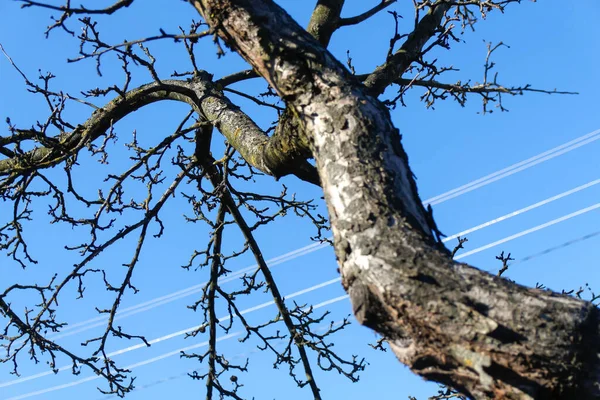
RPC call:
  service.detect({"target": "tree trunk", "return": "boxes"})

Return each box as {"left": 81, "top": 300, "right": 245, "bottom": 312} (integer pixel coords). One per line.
{"left": 190, "top": 0, "right": 600, "bottom": 398}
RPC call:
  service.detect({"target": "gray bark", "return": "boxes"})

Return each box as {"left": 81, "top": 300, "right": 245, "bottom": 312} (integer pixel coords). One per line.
{"left": 191, "top": 0, "right": 600, "bottom": 398}
{"left": 0, "top": 75, "right": 318, "bottom": 184}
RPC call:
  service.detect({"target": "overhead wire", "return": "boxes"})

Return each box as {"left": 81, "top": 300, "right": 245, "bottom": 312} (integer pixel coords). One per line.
{"left": 42, "top": 128, "right": 600, "bottom": 341}
{"left": 5, "top": 197, "right": 600, "bottom": 390}
{"left": 442, "top": 178, "right": 600, "bottom": 243}
{"left": 511, "top": 230, "right": 600, "bottom": 265}
{"left": 454, "top": 203, "right": 600, "bottom": 260}
{"left": 423, "top": 128, "right": 600, "bottom": 206}
{"left": 1, "top": 278, "right": 343, "bottom": 389}
{"left": 97, "top": 226, "right": 600, "bottom": 398}
{"left": 4, "top": 296, "right": 350, "bottom": 400}
{"left": 3, "top": 129, "right": 600, "bottom": 397}
{"left": 8, "top": 192, "right": 599, "bottom": 398}
{"left": 48, "top": 241, "right": 329, "bottom": 341}
{"left": 12, "top": 201, "right": 600, "bottom": 399}
{"left": 95, "top": 316, "right": 352, "bottom": 400}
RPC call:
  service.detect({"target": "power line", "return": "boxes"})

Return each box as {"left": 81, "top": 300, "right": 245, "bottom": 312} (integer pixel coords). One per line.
{"left": 97, "top": 317, "right": 351, "bottom": 400}
{"left": 1, "top": 278, "right": 342, "bottom": 388}
{"left": 443, "top": 178, "right": 600, "bottom": 242}
{"left": 102, "top": 229, "right": 600, "bottom": 398}
{"left": 4, "top": 332, "right": 243, "bottom": 400}
{"left": 511, "top": 230, "right": 600, "bottom": 265}
{"left": 6, "top": 199, "right": 600, "bottom": 389}
{"left": 4, "top": 296, "right": 350, "bottom": 400}
{"left": 37, "top": 129, "right": 600, "bottom": 343}
{"left": 424, "top": 128, "right": 600, "bottom": 206}
{"left": 454, "top": 203, "right": 600, "bottom": 260}
{"left": 6, "top": 198, "right": 599, "bottom": 395}
{"left": 4, "top": 129, "right": 598, "bottom": 394}
{"left": 48, "top": 241, "right": 329, "bottom": 341}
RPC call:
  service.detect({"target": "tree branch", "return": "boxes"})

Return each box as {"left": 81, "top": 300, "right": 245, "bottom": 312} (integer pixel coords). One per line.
{"left": 19, "top": 0, "right": 134, "bottom": 15}
{"left": 199, "top": 156, "right": 324, "bottom": 399}
{"left": 395, "top": 77, "right": 579, "bottom": 96}
{"left": 363, "top": 1, "right": 451, "bottom": 96}
{"left": 338, "top": 0, "right": 397, "bottom": 27}
{"left": 18, "top": 0, "right": 135, "bottom": 34}
{"left": 306, "top": 0, "right": 345, "bottom": 47}
{"left": 0, "top": 74, "right": 319, "bottom": 186}
{"left": 191, "top": 0, "right": 600, "bottom": 398}
{"left": 391, "top": 76, "right": 578, "bottom": 111}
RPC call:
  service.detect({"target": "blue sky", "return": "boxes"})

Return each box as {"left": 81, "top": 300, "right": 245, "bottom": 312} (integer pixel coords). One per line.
{"left": 1, "top": 1, "right": 599, "bottom": 399}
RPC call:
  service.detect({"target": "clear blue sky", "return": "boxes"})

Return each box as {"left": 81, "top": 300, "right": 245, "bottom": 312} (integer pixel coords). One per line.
{"left": 1, "top": 1, "right": 599, "bottom": 399}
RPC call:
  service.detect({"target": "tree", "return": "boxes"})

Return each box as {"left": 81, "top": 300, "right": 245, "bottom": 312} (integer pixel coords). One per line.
{"left": 1, "top": 1, "right": 598, "bottom": 399}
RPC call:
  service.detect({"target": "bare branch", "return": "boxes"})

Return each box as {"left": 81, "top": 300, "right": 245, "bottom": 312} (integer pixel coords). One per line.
{"left": 338, "top": 0, "right": 397, "bottom": 27}
{"left": 19, "top": 0, "right": 135, "bottom": 34}
{"left": 20, "top": 0, "right": 134, "bottom": 15}
{"left": 216, "top": 69, "right": 258, "bottom": 87}
{"left": 192, "top": 1, "right": 600, "bottom": 398}
{"left": 0, "top": 76, "right": 318, "bottom": 185}
{"left": 363, "top": 1, "right": 451, "bottom": 96}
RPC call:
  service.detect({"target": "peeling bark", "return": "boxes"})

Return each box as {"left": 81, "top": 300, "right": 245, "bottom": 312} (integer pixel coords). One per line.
{"left": 192, "top": 0, "right": 600, "bottom": 398}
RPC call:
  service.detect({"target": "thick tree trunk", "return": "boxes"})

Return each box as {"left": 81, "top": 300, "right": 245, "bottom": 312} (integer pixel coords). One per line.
{"left": 191, "top": 0, "right": 600, "bottom": 398}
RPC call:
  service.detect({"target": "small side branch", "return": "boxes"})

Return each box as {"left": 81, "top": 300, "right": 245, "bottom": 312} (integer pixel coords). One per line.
{"left": 19, "top": 0, "right": 134, "bottom": 15}
{"left": 199, "top": 158, "right": 324, "bottom": 400}
{"left": 338, "top": 0, "right": 397, "bottom": 27}
{"left": 19, "top": 0, "right": 135, "bottom": 34}
{"left": 363, "top": 1, "right": 451, "bottom": 96}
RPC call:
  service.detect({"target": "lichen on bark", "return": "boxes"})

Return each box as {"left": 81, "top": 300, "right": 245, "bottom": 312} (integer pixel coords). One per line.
{"left": 192, "top": 0, "right": 600, "bottom": 398}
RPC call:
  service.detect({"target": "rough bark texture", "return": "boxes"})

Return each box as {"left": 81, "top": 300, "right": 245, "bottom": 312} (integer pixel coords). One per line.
{"left": 306, "top": 0, "right": 345, "bottom": 45}
{"left": 257, "top": 0, "right": 347, "bottom": 183}
{"left": 191, "top": 0, "right": 600, "bottom": 399}
{"left": 0, "top": 74, "right": 317, "bottom": 183}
